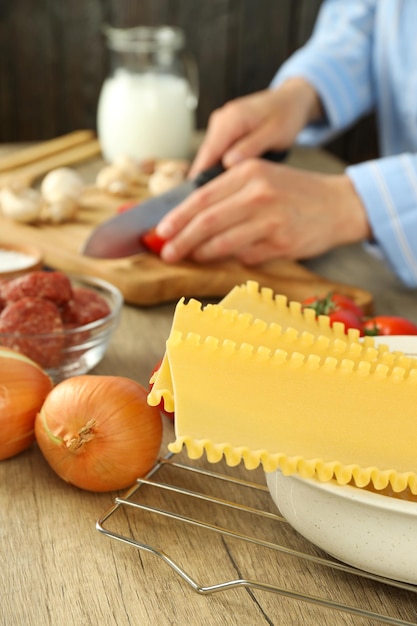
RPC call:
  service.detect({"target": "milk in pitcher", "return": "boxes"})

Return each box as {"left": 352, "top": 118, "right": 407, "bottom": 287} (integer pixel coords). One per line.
{"left": 97, "top": 26, "right": 198, "bottom": 163}
{"left": 97, "top": 69, "right": 195, "bottom": 162}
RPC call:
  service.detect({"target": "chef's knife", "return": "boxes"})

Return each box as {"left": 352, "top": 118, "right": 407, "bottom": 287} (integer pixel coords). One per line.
{"left": 82, "top": 150, "right": 288, "bottom": 259}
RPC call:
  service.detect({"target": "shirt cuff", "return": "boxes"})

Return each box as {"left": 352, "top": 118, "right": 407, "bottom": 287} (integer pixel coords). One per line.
{"left": 346, "top": 154, "right": 417, "bottom": 287}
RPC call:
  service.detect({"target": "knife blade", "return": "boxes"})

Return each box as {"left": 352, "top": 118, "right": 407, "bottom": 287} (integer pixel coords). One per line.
{"left": 82, "top": 150, "right": 288, "bottom": 259}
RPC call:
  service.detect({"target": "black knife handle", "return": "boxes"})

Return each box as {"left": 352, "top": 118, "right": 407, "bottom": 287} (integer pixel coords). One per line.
{"left": 194, "top": 149, "right": 289, "bottom": 187}
{"left": 194, "top": 163, "right": 225, "bottom": 186}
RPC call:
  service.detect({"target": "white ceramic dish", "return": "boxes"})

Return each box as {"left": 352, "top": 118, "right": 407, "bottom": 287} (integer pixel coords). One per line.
{"left": 0, "top": 243, "right": 43, "bottom": 280}
{"left": 373, "top": 334, "right": 417, "bottom": 357}
{"left": 266, "top": 333, "right": 417, "bottom": 584}
{"left": 266, "top": 471, "right": 417, "bottom": 584}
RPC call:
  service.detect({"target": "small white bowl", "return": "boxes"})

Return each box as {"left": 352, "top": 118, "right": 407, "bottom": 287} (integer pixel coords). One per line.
{"left": 266, "top": 470, "right": 417, "bottom": 584}
{"left": 0, "top": 243, "right": 43, "bottom": 280}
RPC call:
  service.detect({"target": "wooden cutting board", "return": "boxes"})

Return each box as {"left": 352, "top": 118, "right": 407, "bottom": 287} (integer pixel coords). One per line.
{"left": 0, "top": 134, "right": 373, "bottom": 312}
{"left": 0, "top": 189, "right": 373, "bottom": 312}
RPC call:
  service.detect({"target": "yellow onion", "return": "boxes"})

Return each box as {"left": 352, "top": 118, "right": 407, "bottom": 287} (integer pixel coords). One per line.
{"left": 0, "top": 346, "right": 53, "bottom": 460}
{"left": 35, "top": 375, "right": 163, "bottom": 492}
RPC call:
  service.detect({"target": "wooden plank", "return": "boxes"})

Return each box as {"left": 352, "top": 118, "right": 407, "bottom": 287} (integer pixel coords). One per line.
{"left": 0, "top": 0, "right": 324, "bottom": 142}
{"left": 231, "top": 0, "right": 293, "bottom": 96}
{"left": 0, "top": 183, "right": 372, "bottom": 311}
{"left": 0, "top": 0, "right": 324, "bottom": 148}
{"left": 0, "top": 137, "right": 373, "bottom": 310}
{"left": 0, "top": 138, "right": 101, "bottom": 188}
{"left": 292, "top": 0, "right": 323, "bottom": 49}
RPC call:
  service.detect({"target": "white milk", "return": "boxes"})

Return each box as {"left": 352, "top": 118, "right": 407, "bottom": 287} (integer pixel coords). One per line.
{"left": 97, "top": 69, "right": 196, "bottom": 162}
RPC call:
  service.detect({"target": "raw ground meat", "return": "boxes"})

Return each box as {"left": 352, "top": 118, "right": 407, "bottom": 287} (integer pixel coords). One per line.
{"left": 3, "top": 270, "right": 73, "bottom": 305}
{"left": 0, "top": 296, "right": 65, "bottom": 368}
{"left": 0, "top": 270, "right": 113, "bottom": 370}
{"left": 61, "top": 287, "right": 111, "bottom": 327}
{"left": 0, "top": 287, "right": 5, "bottom": 312}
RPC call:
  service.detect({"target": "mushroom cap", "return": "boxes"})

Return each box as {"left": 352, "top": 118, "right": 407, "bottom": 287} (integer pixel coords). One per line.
{"left": 0, "top": 186, "right": 43, "bottom": 223}
{"left": 41, "top": 196, "right": 79, "bottom": 223}
{"left": 41, "top": 167, "right": 84, "bottom": 202}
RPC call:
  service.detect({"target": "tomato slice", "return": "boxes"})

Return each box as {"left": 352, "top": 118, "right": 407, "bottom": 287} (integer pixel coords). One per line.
{"left": 141, "top": 227, "right": 167, "bottom": 255}
{"left": 363, "top": 316, "right": 417, "bottom": 336}
{"left": 116, "top": 201, "right": 137, "bottom": 214}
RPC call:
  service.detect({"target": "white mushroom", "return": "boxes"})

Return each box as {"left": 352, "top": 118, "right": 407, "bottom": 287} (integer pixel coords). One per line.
{"left": 156, "top": 159, "right": 189, "bottom": 176}
{"left": 95, "top": 164, "right": 132, "bottom": 196}
{"left": 0, "top": 184, "right": 43, "bottom": 223}
{"left": 95, "top": 155, "right": 149, "bottom": 196}
{"left": 112, "top": 154, "right": 143, "bottom": 182}
{"left": 40, "top": 196, "right": 79, "bottom": 224}
{"left": 41, "top": 167, "right": 84, "bottom": 202}
{"left": 38, "top": 167, "right": 84, "bottom": 223}
{"left": 148, "top": 159, "right": 189, "bottom": 196}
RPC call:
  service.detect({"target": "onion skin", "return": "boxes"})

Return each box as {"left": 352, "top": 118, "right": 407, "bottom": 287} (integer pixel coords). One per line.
{"left": 35, "top": 375, "right": 163, "bottom": 492}
{"left": 0, "top": 347, "right": 53, "bottom": 461}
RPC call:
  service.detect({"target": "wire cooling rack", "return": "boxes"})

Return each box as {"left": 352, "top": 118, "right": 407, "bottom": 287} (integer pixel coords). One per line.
{"left": 97, "top": 453, "right": 417, "bottom": 625}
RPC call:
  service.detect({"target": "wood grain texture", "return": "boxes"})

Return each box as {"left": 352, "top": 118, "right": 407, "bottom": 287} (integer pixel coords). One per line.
{"left": 0, "top": 137, "right": 101, "bottom": 188}
{"left": 0, "top": 1, "right": 378, "bottom": 163}
{"left": 0, "top": 142, "right": 373, "bottom": 310}
{"left": 0, "top": 187, "right": 374, "bottom": 310}
{"left": 0, "top": 130, "right": 95, "bottom": 173}
{"left": 1, "top": 133, "right": 417, "bottom": 624}
{"left": 2, "top": 305, "right": 417, "bottom": 626}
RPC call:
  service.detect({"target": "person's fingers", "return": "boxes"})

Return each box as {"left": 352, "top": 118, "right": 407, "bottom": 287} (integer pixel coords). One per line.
{"left": 160, "top": 168, "right": 277, "bottom": 263}
{"left": 223, "top": 119, "right": 287, "bottom": 168}
{"left": 188, "top": 104, "right": 250, "bottom": 178}
{"left": 190, "top": 218, "right": 269, "bottom": 263}
{"left": 237, "top": 241, "right": 284, "bottom": 266}
{"left": 188, "top": 135, "right": 226, "bottom": 179}
{"left": 157, "top": 163, "right": 255, "bottom": 240}
{"left": 189, "top": 82, "right": 318, "bottom": 178}
{"left": 159, "top": 190, "right": 251, "bottom": 263}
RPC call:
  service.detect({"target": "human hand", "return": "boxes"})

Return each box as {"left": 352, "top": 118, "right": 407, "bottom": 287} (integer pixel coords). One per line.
{"left": 188, "top": 78, "right": 322, "bottom": 178}
{"left": 156, "top": 159, "right": 371, "bottom": 266}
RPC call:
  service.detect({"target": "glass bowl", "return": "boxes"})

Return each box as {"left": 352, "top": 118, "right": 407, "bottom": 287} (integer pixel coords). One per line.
{"left": 0, "top": 273, "right": 123, "bottom": 383}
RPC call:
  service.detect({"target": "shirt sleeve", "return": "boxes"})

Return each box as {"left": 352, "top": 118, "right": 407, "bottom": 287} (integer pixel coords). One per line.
{"left": 347, "top": 154, "right": 417, "bottom": 287}
{"left": 271, "top": 0, "right": 378, "bottom": 145}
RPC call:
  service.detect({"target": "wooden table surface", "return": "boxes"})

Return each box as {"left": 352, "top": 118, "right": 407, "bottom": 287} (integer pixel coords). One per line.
{"left": 1, "top": 143, "right": 417, "bottom": 626}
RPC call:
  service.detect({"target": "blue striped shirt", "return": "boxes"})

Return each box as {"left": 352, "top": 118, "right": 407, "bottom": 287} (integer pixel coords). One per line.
{"left": 271, "top": 0, "right": 417, "bottom": 287}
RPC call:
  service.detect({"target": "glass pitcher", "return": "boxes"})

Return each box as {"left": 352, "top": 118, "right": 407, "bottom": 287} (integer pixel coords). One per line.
{"left": 97, "top": 25, "right": 198, "bottom": 162}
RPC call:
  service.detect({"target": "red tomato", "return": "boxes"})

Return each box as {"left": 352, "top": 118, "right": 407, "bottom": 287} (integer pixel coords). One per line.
{"left": 116, "top": 201, "right": 137, "bottom": 214}
{"left": 141, "top": 227, "right": 167, "bottom": 255}
{"left": 363, "top": 316, "right": 417, "bottom": 336}
{"left": 302, "top": 292, "right": 364, "bottom": 335}
{"left": 326, "top": 293, "right": 364, "bottom": 318}
{"left": 149, "top": 359, "right": 175, "bottom": 421}
{"left": 302, "top": 292, "right": 364, "bottom": 318}
{"left": 328, "top": 309, "right": 364, "bottom": 335}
